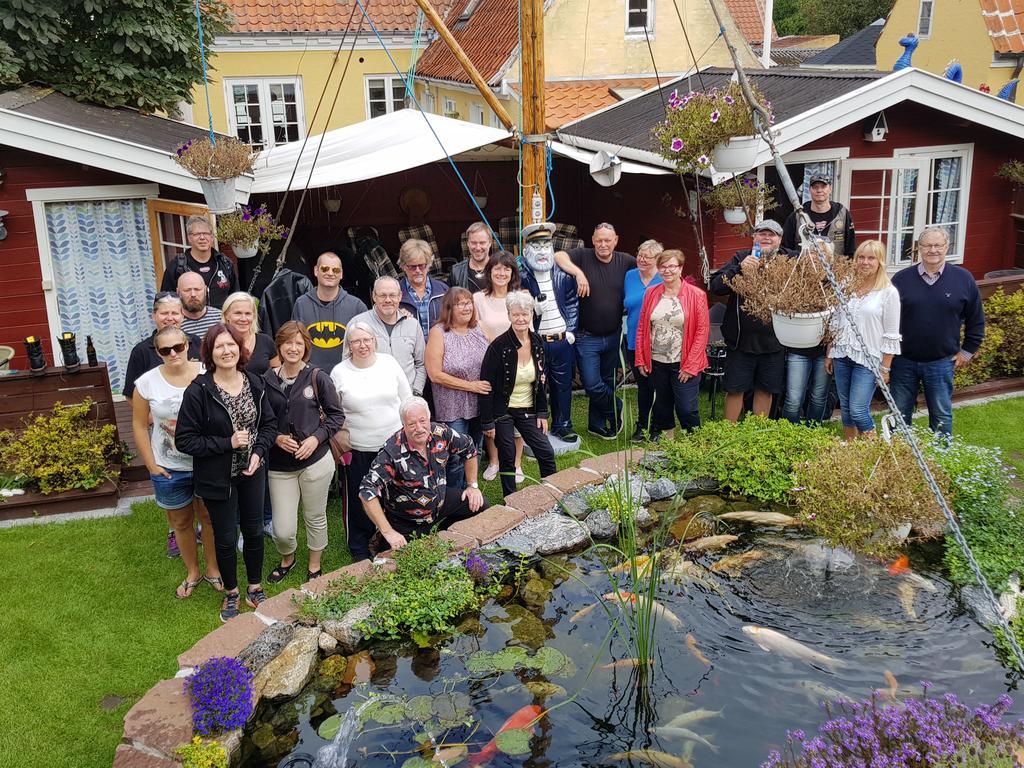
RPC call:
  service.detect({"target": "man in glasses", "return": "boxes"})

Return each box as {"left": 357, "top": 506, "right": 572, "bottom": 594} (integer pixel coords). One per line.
{"left": 123, "top": 293, "right": 202, "bottom": 400}
{"left": 348, "top": 276, "right": 427, "bottom": 396}
{"left": 291, "top": 251, "right": 368, "bottom": 370}
{"left": 160, "top": 215, "right": 238, "bottom": 309}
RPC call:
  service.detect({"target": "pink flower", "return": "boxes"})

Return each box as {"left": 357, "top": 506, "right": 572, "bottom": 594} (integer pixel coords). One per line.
{"left": 724, "top": 95, "right": 735, "bottom": 105}
{"left": 670, "top": 138, "right": 684, "bottom": 152}
{"left": 710, "top": 110, "right": 721, "bottom": 123}
{"left": 697, "top": 155, "right": 710, "bottom": 167}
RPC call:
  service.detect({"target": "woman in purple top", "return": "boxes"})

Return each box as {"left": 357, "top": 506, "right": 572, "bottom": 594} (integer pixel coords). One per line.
{"left": 425, "top": 287, "right": 491, "bottom": 490}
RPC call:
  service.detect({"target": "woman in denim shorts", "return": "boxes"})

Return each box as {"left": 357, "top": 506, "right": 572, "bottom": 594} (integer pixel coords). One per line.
{"left": 132, "top": 325, "right": 222, "bottom": 598}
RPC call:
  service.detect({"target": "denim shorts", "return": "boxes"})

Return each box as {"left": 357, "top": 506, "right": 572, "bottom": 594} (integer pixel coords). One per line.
{"left": 150, "top": 469, "right": 195, "bottom": 510}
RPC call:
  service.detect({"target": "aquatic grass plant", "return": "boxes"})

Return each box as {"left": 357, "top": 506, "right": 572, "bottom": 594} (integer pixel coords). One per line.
{"left": 186, "top": 657, "right": 254, "bottom": 736}
{"left": 761, "top": 688, "right": 1024, "bottom": 768}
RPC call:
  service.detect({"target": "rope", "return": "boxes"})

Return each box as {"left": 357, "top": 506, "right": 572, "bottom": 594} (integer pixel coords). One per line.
{"left": 545, "top": 144, "right": 556, "bottom": 221}
{"left": 194, "top": 0, "right": 216, "bottom": 145}
{"left": 353, "top": 0, "right": 504, "bottom": 250}
{"left": 703, "top": 0, "right": 1024, "bottom": 673}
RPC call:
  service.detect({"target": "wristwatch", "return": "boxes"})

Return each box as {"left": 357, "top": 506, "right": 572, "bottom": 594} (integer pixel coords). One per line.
{"left": 468, "top": 482, "right": 479, "bottom": 489}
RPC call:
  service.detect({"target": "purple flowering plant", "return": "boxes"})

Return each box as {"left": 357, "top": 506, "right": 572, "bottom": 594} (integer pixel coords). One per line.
{"left": 186, "top": 657, "right": 254, "bottom": 736}
{"left": 171, "top": 136, "right": 256, "bottom": 179}
{"left": 701, "top": 175, "right": 776, "bottom": 221}
{"left": 652, "top": 81, "right": 773, "bottom": 174}
{"left": 215, "top": 204, "right": 289, "bottom": 255}
{"left": 761, "top": 687, "right": 1024, "bottom": 768}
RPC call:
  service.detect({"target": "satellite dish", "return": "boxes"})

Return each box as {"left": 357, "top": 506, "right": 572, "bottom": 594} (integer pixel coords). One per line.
{"left": 589, "top": 150, "right": 622, "bottom": 187}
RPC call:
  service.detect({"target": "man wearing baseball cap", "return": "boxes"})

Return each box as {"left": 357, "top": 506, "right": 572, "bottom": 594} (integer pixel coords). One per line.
{"left": 782, "top": 173, "right": 856, "bottom": 256}
{"left": 710, "top": 220, "right": 797, "bottom": 421}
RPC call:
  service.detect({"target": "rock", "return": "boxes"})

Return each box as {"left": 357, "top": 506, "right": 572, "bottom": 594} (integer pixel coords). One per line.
{"left": 1000, "top": 574, "right": 1023, "bottom": 621}
{"left": 682, "top": 495, "right": 729, "bottom": 517}
{"left": 316, "top": 654, "right": 348, "bottom": 687}
{"left": 237, "top": 621, "right": 295, "bottom": 675}
{"left": 253, "top": 627, "right": 321, "bottom": 700}
{"left": 503, "top": 604, "right": 553, "bottom": 649}
{"left": 962, "top": 585, "right": 1003, "bottom": 626}
{"left": 610, "top": 474, "right": 651, "bottom": 506}
{"left": 537, "top": 555, "right": 576, "bottom": 584}
{"left": 251, "top": 722, "right": 276, "bottom": 751}
{"left": 676, "top": 476, "right": 721, "bottom": 497}
{"left": 524, "top": 681, "right": 566, "bottom": 697}
{"left": 319, "top": 631, "right": 338, "bottom": 654}
{"left": 498, "top": 511, "right": 589, "bottom": 556}
{"left": 635, "top": 506, "right": 654, "bottom": 529}
{"left": 585, "top": 509, "right": 617, "bottom": 539}
{"left": 321, "top": 603, "right": 374, "bottom": 653}
{"left": 558, "top": 492, "right": 591, "bottom": 519}
{"left": 457, "top": 616, "right": 486, "bottom": 636}
{"left": 645, "top": 477, "right": 677, "bottom": 501}
{"left": 522, "top": 577, "right": 554, "bottom": 611}
{"left": 638, "top": 451, "right": 668, "bottom": 471}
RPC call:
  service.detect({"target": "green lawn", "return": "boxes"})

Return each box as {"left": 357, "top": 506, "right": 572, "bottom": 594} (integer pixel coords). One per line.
{"left": 2, "top": 388, "right": 1016, "bottom": 768}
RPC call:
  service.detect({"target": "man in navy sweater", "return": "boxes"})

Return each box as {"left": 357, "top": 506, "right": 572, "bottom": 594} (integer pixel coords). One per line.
{"left": 890, "top": 227, "right": 985, "bottom": 435}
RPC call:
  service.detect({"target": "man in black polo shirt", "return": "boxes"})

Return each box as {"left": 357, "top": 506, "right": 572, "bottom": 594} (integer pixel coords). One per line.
{"left": 159, "top": 215, "right": 238, "bottom": 309}
{"left": 555, "top": 222, "right": 636, "bottom": 438}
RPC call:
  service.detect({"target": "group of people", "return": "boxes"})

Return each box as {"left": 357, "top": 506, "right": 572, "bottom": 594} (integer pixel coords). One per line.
{"left": 711, "top": 174, "right": 984, "bottom": 439}
{"left": 128, "top": 191, "right": 984, "bottom": 622}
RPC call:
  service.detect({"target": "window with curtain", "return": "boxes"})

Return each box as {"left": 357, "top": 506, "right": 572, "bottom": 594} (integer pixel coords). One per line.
{"left": 896, "top": 146, "right": 972, "bottom": 262}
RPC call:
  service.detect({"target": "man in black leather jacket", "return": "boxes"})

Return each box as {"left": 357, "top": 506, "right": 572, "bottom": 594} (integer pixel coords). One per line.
{"left": 519, "top": 223, "right": 580, "bottom": 441}
{"left": 448, "top": 222, "right": 494, "bottom": 292}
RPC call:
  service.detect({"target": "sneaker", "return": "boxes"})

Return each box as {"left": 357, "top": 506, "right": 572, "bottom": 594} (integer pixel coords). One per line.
{"left": 245, "top": 587, "right": 267, "bottom": 609}
{"left": 166, "top": 530, "right": 180, "bottom": 559}
{"left": 220, "top": 592, "right": 240, "bottom": 623}
{"left": 630, "top": 427, "right": 646, "bottom": 444}
{"left": 588, "top": 425, "right": 617, "bottom": 440}
{"left": 515, "top": 466, "right": 525, "bottom": 484}
{"left": 556, "top": 429, "right": 579, "bottom": 442}
{"left": 263, "top": 522, "right": 274, "bottom": 538}
{"left": 482, "top": 463, "right": 499, "bottom": 482}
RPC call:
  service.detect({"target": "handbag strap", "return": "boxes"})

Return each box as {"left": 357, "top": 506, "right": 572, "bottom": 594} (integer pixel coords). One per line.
{"left": 309, "top": 367, "right": 327, "bottom": 423}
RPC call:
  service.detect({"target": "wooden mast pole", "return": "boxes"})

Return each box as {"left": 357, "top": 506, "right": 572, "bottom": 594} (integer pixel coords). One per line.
{"left": 520, "top": 0, "right": 547, "bottom": 227}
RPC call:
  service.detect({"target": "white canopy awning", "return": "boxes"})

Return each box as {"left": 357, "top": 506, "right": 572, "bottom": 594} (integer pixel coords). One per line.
{"left": 250, "top": 110, "right": 513, "bottom": 193}
{"left": 549, "top": 139, "right": 671, "bottom": 176}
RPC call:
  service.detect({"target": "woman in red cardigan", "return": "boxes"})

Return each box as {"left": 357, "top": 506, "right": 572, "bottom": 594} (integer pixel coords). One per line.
{"left": 634, "top": 249, "right": 710, "bottom": 439}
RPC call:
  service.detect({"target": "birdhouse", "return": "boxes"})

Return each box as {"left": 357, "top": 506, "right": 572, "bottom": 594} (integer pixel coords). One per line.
{"left": 864, "top": 111, "right": 888, "bottom": 143}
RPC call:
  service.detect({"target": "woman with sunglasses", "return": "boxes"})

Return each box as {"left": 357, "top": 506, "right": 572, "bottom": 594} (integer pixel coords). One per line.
{"left": 132, "top": 325, "right": 221, "bottom": 599}
{"left": 222, "top": 292, "right": 280, "bottom": 376}
{"left": 176, "top": 323, "right": 278, "bottom": 622}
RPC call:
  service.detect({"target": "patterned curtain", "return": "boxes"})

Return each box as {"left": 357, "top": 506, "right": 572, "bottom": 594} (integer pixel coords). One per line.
{"left": 46, "top": 199, "right": 156, "bottom": 394}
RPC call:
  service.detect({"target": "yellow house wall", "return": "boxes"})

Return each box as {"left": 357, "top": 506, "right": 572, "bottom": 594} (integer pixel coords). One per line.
{"left": 189, "top": 47, "right": 414, "bottom": 135}
{"left": 507, "top": 0, "right": 760, "bottom": 78}
{"left": 877, "top": 0, "right": 1022, "bottom": 103}
{"left": 416, "top": 81, "right": 521, "bottom": 126}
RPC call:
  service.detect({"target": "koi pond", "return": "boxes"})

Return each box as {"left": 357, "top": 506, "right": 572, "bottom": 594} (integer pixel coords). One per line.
{"left": 239, "top": 495, "right": 1015, "bottom": 768}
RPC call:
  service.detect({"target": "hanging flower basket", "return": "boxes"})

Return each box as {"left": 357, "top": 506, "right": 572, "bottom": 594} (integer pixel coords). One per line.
{"left": 713, "top": 137, "right": 760, "bottom": 174}
{"left": 771, "top": 310, "right": 832, "bottom": 348}
{"left": 723, "top": 207, "right": 747, "bottom": 225}
{"left": 198, "top": 178, "right": 238, "bottom": 215}
{"left": 232, "top": 242, "right": 259, "bottom": 259}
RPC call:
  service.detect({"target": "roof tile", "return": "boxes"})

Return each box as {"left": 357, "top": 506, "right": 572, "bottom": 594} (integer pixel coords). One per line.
{"left": 224, "top": 0, "right": 456, "bottom": 33}
{"left": 981, "top": 0, "right": 1024, "bottom": 52}
{"left": 415, "top": 0, "right": 519, "bottom": 83}
{"left": 540, "top": 78, "right": 660, "bottom": 129}
{"left": 722, "top": 0, "right": 776, "bottom": 44}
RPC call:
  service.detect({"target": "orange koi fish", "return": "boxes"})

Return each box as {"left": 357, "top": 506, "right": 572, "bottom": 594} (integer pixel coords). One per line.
{"left": 467, "top": 705, "right": 542, "bottom": 766}
{"left": 888, "top": 556, "right": 910, "bottom": 575}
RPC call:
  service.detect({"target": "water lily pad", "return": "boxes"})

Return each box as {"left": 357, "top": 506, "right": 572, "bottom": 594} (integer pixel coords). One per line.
{"left": 317, "top": 714, "right": 342, "bottom": 740}
{"left": 490, "top": 647, "right": 529, "bottom": 672}
{"left": 524, "top": 681, "right": 566, "bottom": 697}
{"left": 402, "top": 757, "right": 433, "bottom": 768}
{"left": 431, "top": 692, "right": 472, "bottom": 722}
{"left": 532, "top": 646, "right": 574, "bottom": 677}
{"left": 495, "top": 727, "right": 532, "bottom": 755}
{"left": 466, "top": 650, "right": 494, "bottom": 674}
{"left": 431, "top": 745, "right": 468, "bottom": 765}
{"left": 406, "top": 695, "right": 434, "bottom": 722}
{"left": 371, "top": 703, "right": 408, "bottom": 725}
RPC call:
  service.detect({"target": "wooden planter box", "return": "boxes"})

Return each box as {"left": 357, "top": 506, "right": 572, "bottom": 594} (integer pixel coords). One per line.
{"left": 0, "top": 478, "right": 119, "bottom": 522}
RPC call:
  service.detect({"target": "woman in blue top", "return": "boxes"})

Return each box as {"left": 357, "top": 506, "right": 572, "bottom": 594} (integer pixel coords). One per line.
{"left": 623, "top": 239, "right": 663, "bottom": 442}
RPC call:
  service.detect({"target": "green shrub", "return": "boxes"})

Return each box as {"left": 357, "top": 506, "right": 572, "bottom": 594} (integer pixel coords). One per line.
{"left": 174, "top": 736, "right": 228, "bottom": 768}
{"left": 794, "top": 437, "right": 948, "bottom": 559}
{"left": 300, "top": 536, "right": 489, "bottom": 640}
{"left": 919, "top": 430, "right": 1024, "bottom": 591}
{"left": 955, "top": 288, "right": 1024, "bottom": 389}
{"left": 0, "top": 400, "right": 119, "bottom": 494}
{"left": 659, "top": 416, "right": 837, "bottom": 504}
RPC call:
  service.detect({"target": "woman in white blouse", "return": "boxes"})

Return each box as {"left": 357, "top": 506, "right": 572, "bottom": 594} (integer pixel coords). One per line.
{"left": 825, "top": 240, "right": 902, "bottom": 439}
{"left": 331, "top": 322, "right": 412, "bottom": 561}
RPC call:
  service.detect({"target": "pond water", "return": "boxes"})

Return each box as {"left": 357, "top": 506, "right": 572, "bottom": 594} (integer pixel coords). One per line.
{"left": 242, "top": 511, "right": 1014, "bottom": 767}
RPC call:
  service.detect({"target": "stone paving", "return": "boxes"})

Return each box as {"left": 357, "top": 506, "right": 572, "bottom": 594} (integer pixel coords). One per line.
{"left": 117, "top": 452, "right": 643, "bottom": 765}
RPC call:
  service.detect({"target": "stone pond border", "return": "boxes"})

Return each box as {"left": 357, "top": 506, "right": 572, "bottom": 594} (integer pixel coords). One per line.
{"left": 113, "top": 449, "right": 644, "bottom": 767}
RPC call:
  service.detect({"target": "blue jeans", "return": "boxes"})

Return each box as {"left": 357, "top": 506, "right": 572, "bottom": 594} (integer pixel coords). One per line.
{"left": 543, "top": 336, "right": 575, "bottom": 435}
{"left": 783, "top": 352, "right": 831, "bottom": 424}
{"left": 445, "top": 417, "right": 481, "bottom": 490}
{"left": 832, "top": 356, "right": 877, "bottom": 433}
{"left": 890, "top": 357, "right": 955, "bottom": 435}
{"left": 650, "top": 362, "right": 701, "bottom": 432}
{"left": 575, "top": 332, "right": 623, "bottom": 432}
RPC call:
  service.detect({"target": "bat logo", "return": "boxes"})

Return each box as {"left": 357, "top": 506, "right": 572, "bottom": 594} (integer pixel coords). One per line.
{"left": 306, "top": 321, "right": 346, "bottom": 348}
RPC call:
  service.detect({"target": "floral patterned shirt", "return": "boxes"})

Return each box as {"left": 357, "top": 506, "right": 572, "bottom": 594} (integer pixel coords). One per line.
{"left": 359, "top": 422, "right": 477, "bottom": 524}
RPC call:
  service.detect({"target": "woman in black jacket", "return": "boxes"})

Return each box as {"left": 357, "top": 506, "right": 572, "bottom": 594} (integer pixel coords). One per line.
{"left": 480, "top": 291, "right": 557, "bottom": 499}
{"left": 176, "top": 323, "right": 278, "bottom": 623}
{"left": 264, "top": 321, "right": 344, "bottom": 584}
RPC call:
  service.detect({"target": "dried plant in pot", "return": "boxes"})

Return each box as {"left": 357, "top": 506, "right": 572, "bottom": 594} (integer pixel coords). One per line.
{"left": 172, "top": 136, "right": 257, "bottom": 214}
{"left": 215, "top": 204, "right": 289, "bottom": 259}
{"left": 726, "top": 243, "right": 857, "bottom": 348}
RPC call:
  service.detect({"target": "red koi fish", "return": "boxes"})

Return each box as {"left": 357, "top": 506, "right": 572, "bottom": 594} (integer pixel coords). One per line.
{"left": 602, "top": 591, "right": 638, "bottom": 604}
{"left": 467, "top": 705, "right": 542, "bottom": 766}
{"left": 888, "top": 556, "right": 910, "bottom": 575}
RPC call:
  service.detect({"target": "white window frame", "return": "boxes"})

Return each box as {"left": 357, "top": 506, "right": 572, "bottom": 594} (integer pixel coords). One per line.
{"left": 917, "top": 0, "right": 934, "bottom": 38}
{"left": 470, "top": 103, "right": 485, "bottom": 125}
{"left": 443, "top": 97, "right": 458, "bottom": 119}
{"left": 625, "top": 0, "right": 654, "bottom": 37}
{"left": 224, "top": 77, "right": 305, "bottom": 150}
{"left": 490, "top": 109, "right": 505, "bottom": 129}
{"left": 894, "top": 143, "right": 973, "bottom": 264}
{"left": 364, "top": 74, "right": 407, "bottom": 120}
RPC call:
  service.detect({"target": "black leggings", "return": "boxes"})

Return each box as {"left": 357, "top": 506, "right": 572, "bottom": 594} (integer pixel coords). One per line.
{"left": 344, "top": 449, "right": 379, "bottom": 562}
{"left": 495, "top": 408, "right": 557, "bottom": 498}
{"left": 203, "top": 468, "right": 266, "bottom": 592}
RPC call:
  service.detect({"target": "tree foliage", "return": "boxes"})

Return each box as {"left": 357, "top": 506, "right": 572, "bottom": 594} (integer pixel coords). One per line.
{"left": 0, "top": 0, "right": 232, "bottom": 114}
{"left": 774, "top": 0, "right": 893, "bottom": 38}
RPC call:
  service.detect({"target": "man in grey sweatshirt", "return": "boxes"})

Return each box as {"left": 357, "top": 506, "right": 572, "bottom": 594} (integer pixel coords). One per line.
{"left": 291, "top": 252, "right": 368, "bottom": 370}
{"left": 348, "top": 276, "right": 427, "bottom": 395}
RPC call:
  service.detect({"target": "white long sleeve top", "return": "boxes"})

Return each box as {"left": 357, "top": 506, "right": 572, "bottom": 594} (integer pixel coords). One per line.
{"left": 828, "top": 284, "right": 902, "bottom": 368}
{"left": 330, "top": 353, "right": 413, "bottom": 452}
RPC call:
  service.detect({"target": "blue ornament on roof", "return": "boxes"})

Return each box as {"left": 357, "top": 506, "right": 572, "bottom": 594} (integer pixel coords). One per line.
{"left": 998, "top": 80, "right": 1019, "bottom": 101}
{"left": 943, "top": 59, "right": 963, "bottom": 83}
{"left": 894, "top": 33, "right": 918, "bottom": 71}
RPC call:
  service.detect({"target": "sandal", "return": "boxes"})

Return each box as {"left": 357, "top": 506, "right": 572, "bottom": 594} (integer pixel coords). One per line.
{"left": 175, "top": 577, "right": 201, "bottom": 600}
{"left": 245, "top": 587, "right": 267, "bottom": 609}
{"left": 220, "top": 592, "right": 241, "bottom": 623}
{"left": 307, "top": 569, "right": 322, "bottom": 581}
{"left": 267, "top": 560, "right": 296, "bottom": 584}
{"left": 204, "top": 575, "right": 224, "bottom": 592}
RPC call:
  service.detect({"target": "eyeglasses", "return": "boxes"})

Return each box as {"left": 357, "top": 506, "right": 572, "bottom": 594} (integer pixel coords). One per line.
{"left": 156, "top": 342, "right": 187, "bottom": 357}
{"left": 405, "top": 263, "right": 428, "bottom": 271}
{"left": 189, "top": 231, "right": 212, "bottom": 238}
{"left": 456, "top": 301, "right": 474, "bottom": 309}
{"left": 349, "top": 337, "right": 374, "bottom": 346}
{"left": 919, "top": 243, "right": 947, "bottom": 250}
{"left": 319, "top": 265, "right": 343, "bottom": 275}
{"left": 659, "top": 264, "right": 682, "bottom": 271}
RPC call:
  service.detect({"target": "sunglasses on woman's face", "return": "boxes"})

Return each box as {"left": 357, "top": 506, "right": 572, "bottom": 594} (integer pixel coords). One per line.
{"left": 157, "top": 342, "right": 188, "bottom": 357}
